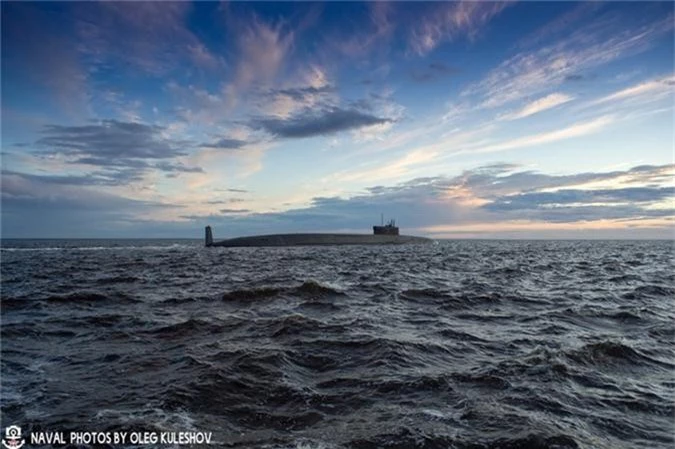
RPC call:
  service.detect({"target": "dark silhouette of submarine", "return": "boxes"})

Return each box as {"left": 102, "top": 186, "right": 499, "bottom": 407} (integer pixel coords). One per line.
{"left": 205, "top": 218, "right": 431, "bottom": 247}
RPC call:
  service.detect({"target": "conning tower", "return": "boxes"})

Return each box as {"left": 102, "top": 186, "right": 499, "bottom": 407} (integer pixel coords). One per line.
{"left": 373, "top": 218, "right": 399, "bottom": 236}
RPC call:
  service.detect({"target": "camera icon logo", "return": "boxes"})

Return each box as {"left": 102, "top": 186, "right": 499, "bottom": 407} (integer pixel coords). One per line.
{"left": 1, "top": 426, "right": 25, "bottom": 449}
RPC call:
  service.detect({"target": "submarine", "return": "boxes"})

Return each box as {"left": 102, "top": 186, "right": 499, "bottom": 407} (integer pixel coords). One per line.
{"left": 205, "top": 218, "right": 432, "bottom": 247}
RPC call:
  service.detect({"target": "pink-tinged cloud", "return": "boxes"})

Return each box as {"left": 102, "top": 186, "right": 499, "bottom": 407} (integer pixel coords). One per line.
{"left": 408, "top": 1, "right": 511, "bottom": 56}
{"left": 463, "top": 115, "right": 615, "bottom": 155}
{"left": 589, "top": 75, "right": 675, "bottom": 106}
{"left": 498, "top": 93, "right": 575, "bottom": 121}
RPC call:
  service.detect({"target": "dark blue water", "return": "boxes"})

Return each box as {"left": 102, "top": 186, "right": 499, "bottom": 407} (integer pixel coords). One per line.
{"left": 1, "top": 239, "right": 673, "bottom": 448}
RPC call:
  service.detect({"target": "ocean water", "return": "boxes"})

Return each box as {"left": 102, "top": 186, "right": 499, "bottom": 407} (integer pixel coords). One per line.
{"left": 1, "top": 239, "right": 673, "bottom": 448}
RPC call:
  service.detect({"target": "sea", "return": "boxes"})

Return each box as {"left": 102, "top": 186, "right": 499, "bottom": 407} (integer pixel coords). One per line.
{"left": 1, "top": 239, "right": 673, "bottom": 448}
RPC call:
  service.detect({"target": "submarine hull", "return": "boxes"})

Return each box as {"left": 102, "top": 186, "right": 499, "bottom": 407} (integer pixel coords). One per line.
{"left": 208, "top": 233, "right": 431, "bottom": 247}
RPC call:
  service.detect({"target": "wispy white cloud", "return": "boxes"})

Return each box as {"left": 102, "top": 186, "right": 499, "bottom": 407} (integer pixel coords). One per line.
{"left": 187, "top": 43, "right": 226, "bottom": 70}
{"left": 77, "top": 2, "right": 215, "bottom": 76}
{"left": 515, "top": 2, "right": 605, "bottom": 50}
{"left": 498, "top": 93, "right": 574, "bottom": 121}
{"left": 326, "top": 148, "right": 439, "bottom": 184}
{"left": 333, "top": 1, "right": 395, "bottom": 58}
{"left": 458, "top": 115, "right": 615, "bottom": 155}
{"left": 588, "top": 75, "right": 674, "bottom": 106}
{"left": 463, "top": 12, "right": 674, "bottom": 108}
{"left": 222, "top": 15, "right": 295, "bottom": 109}
{"left": 165, "top": 82, "right": 227, "bottom": 126}
{"left": 408, "top": 1, "right": 511, "bottom": 56}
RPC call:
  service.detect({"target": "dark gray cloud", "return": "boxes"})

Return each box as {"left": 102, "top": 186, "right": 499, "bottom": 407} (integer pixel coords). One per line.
{"left": 26, "top": 119, "right": 203, "bottom": 180}
{"left": 624, "top": 164, "right": 674, "bottom": 183}
{"left": 252, "top": 107, "right": 393, "bottom": 138}
{"left": 410, "top": 62, "right": 460, "bottom": 82}
{"left": 219, "top": 208, "right": 251, "bottom": 214}
{"left": 485, "top": 187, "right": 675, "bottom": 211}
{"left": 37, "top": 120, "right": 188, "bottom": 160}
{"left": 74, "top": 156, "right": 150, "bottom": 169}
{"left": 1, "top": 169, "right": 143, "bottom": 187}
{"left": 563, "top": 73, "right": 596, "bottom": 82}
{"left": 154, "top": 162, "right": 204, "bottom": 173}
{"left": 205, "top": 198, "right": 245, "bottom": 205}
{"left": 482, "top": 186, "right": 675, "bottom": 222}
{"left": 75, "top": 158, "right": 202, "bottom": 180}
{"left": 199, "top": 138, "right": 248, "bottom": 150}
{"left": 264, "top": 85, "right": 333, "bottom": 101}
{"left": 214, "top": 188, "right": 249, "bottom": 193}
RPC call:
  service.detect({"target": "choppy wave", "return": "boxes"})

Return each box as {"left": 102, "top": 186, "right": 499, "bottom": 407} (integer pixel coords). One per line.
{"left": 221, "top": 280, "right": 345, "bottom": 302}
{"left": 2, "top": 239, "right": 674, "bottom": 448}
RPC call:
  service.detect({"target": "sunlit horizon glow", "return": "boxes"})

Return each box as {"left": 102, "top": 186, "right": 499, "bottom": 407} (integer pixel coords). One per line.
{"left": 1, "top": 1, "right": 673, "bottom": 239}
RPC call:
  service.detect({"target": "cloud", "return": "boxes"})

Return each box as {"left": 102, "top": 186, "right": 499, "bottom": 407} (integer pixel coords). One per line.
{"left": 588, "top": 75, "right": 674, "bottom": 106}
{"left": 219, "top": 208, "right": 251, "bottom": 214}
{"left": 187, "top": 43, "right": 225, "bottom": 70}
{"left": 154, "top": 162, "right": 204, "bottom": 174}
{"left": 441, "top": 163, "right": 675, "bottom": 199}
{"left": 463, "top": 11, "right": 674, "bottom": 108}
{"left": 76, "top": 2, "right": 218, "bottom": 76}
{"left": 164, "top": 82, "right": 233, "bottom": 126}
{"left": 329, "top": 148, "right": 439, "bottom": 184}
{"left": 1, "top": 170, "right": 181, "bottom": 237}
{"left": 1, "top": 169, "right": 142, "bottom": 187}
{"left": 26, "top": 120, "right": 203, "bottom": 182}
{"left": 498, "top": 93, "right": 574, "bottom": 121}
{"left": 266, "top": 85, "right": 333, "bottom": 101}
{"left": 329, "top": 1, "right": 507, "bottom": 60}
{"left": 461, "top": 115, "right": 615, "bottom": 155}
{"left": 515, "top": 2, "right": 605, "bottom": 50}
{"left": 219, "top": 188, "right": 249, "bottom": 193}
{"left": 410, "top": 62, "right": 460, "bottom": 82}
{"left": 206, "top": 198, "right": 245, "bottom": 205}
{"left": 485, "top": 187, "right": 675, "bottom": 211}
{"left": 408, "top": 1, "right": 511, "bottom": 56}
{"left": 252, "top": 107, "right": 393, "bottom": 138}
{"left": 257, "top": 80, "right": 335, "bottom": 119}
{"left": 37, "top": 120, "right": 188, "bottom": 160}
{"left": 563, "top": 73, "right": 595, "bottom": 82}
{"left": 331, "top": 2, "right": 395, "bottom": 58}
{"left": 199, "top": 138, "right": 249, "bottom": 150}
{"left": 235, "top": 17, "right": 293, "bottom": 84}
{"left": 222, "top": 14, "right": 295, "bottom": 108}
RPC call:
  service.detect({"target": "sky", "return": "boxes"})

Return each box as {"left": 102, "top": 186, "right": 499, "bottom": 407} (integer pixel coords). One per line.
{"left": 1, "top": 1, "right": 674, "bottom": 239}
